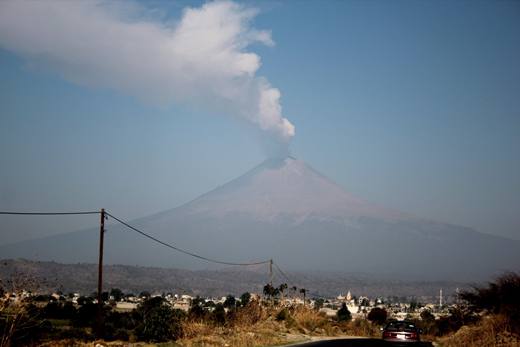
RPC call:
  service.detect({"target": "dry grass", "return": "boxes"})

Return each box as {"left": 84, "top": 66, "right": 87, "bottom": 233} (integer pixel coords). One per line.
{"left": 176, "top": 304, "right": 340, "bottom": 347}
{"left": 285, "top": 306, "right": 334, "bottom": 335}
{"left": 342, "top": 318, "right": 379, "bottom": 338}
{"left": 173, "top": 304, "right": 386, "bottom": 347}
{"left": 39, "top": 340, "right": 166, "bottom": 347}
{"left": 438, "top": 315, "right": 520, "bottom": 347}
{"left": 37, "top": 303, "right": 381, "bottom": 347}
{"left": 178, "top": 319, "right": 302, "bottom": 347}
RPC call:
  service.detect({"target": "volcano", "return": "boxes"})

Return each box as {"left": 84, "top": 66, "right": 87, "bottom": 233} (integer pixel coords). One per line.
{"left": 2, "top": 157, "right": 519, "bottom": 280}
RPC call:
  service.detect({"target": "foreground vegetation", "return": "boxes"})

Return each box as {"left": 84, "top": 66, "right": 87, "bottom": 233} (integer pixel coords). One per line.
{"left": 1, "top": 272, "right": 519, "bottom": 346}
{"left": 438, "top": 272, "right": 520, "bottom": 346}
{"left": 0, "top": 294, "right": 377, "bottom": 347}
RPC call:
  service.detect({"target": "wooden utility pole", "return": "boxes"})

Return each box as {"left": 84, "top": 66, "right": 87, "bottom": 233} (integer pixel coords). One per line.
{"left": 96, "top": 208, "right": 105, "bottom": 336}
{"left": 269, "top": 259, "right": 273, "bottom": 285}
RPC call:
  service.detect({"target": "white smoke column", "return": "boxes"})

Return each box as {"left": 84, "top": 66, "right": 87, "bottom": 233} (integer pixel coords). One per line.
{"left": 0, "top": 0, "right": 295, "bottom": 142}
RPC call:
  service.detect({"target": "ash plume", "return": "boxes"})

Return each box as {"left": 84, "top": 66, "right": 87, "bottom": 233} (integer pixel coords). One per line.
{"left": 0, "top": 0, "right": 295, "bottom": 143}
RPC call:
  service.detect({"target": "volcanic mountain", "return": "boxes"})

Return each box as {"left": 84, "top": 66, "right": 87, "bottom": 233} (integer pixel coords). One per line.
{"left": 2, "top": 157, "right": 519, "bottom": 280}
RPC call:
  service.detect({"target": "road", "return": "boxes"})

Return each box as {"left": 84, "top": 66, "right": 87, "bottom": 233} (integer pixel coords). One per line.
{"left": 288, "top": 338, "right": 434, "bottom": 347}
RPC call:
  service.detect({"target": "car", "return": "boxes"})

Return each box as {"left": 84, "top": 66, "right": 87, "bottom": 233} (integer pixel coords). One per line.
{"left": 382, "top": 320, "right": 422, "bottom": 343}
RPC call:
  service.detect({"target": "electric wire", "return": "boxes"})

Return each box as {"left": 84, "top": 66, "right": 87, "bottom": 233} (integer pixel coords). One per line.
{"left": 273, "top": 262, "right": 293, "bottom": 284}
{"left": 273, "top": 262, "right": 328, "bottom": 299}
{"left": 0, "top": 211, "right": 100, "bottom": 215}
{"left": 105, "top": 211, "right": 271, "bottom": 267}
{"left": 1, "top": 209, "right": 328, "bottom": 297}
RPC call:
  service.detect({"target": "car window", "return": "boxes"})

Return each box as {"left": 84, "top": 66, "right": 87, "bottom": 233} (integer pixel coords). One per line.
{"left": 385, "top": 322, "right": 417, "bottom": 331}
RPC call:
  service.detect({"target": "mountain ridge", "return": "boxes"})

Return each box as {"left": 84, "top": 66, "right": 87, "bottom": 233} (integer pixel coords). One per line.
{"left": 1, "top": 156, "right": 519, "bottom": 280}
{"left": 0, "top": 258, "right": 468, "bottom": 299}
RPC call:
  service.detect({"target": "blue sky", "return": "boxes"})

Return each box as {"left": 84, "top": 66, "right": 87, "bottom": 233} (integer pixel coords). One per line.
{"left": 0, "top": 0, "right": 519, "bottom": 243}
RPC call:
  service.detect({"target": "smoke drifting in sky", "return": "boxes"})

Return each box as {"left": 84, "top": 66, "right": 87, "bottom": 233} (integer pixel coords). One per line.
{"left": 0, "top": 0, "right": 295, "bottom": 143}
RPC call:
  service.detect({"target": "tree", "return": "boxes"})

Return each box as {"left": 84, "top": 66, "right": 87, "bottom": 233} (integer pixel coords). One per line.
{"left": 110, "top": 288, "right": 124, "bottom": 302}
{"left": 74, "top": 302, "right": 98, "bottom": 327}
{"left": 43, "top": 301, "right": 76, "bottom": 320}
{"left": 278, "top": 283, "right": 288, "bottom": 300}
{"left": 211, "top": 303, "right": 226, "bottom": 325}
{"left": 203, "top": 300, "right": 216, "bottom": 309}
{"left": 367, "top": 307, "right": 387, "bottom": 325}
{"left": 223, "top": 295, "right": 236, "bottom": 310}
{"left": 314, "top": 298, "right": 325, "bottom": 311}
{"left": 459, "top": 272, "right": 520, "bottom": 334}
{"left": 420, "top": 309, "right": 435, "bottom": 322}
{"left": 299, "top": 288, "right": 307, "bottom": 305}
{"left": 337, "top": 303, "right": 351, "bottom": 322}
{"left": 359, "top": 297, "right": 370, "bottom": 307}
{"left": 0, "top": 302, "right": 47, "bottom": 347}
{"left": 291, "top": 286, "right": 298, "bottom": 299}
{"left": 263, "top": 284, "right": 273, "bottom": 298}
{"left": 135, "top": 296, "right": 185, "bottom": 342}
{"left": 409, "top": 300, "right": 422, "bottom": 312}
{"left": 101, "top": 291, "right": 110, "bottom": 302}
{"left": 418, "top": 309, "right": 437, "bottom": 336}
{"left": 239, "top": 292, "right": 251, "bottom": 307}
{"left": 263, "top": 284, "right": 279, "bottom": 300}
{"left": 0, "top": 274, "right": 48, "bottom": 346}
{"left": 139, "top": 291, "right": 151, "bottom": 299}
{"left": 77, "top": 296, "right": 93, "bottom": 306}
{"left": 136, "top": 305, "right": 173, "bottom": 342}
{"left": 189, "top": 296, "right": 205, "bottom": 320}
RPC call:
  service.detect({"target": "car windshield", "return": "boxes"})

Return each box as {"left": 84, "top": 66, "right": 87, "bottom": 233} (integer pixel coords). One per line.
{"left": 385, "top": 322, "right": 417, "bottom": 332}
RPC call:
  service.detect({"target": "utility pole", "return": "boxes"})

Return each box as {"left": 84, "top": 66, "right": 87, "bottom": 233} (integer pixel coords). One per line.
{"left": 96, "top": 208, "right": 105, "bottom": 337}
{"left": 269, "top": 259, "right": 273, "bottom": 285}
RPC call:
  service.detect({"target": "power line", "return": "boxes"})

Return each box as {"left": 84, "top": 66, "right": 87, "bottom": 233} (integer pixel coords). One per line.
{"left": 105, "top": 211, "right": 271, "bottom": 267}
{"left": 0, "top": 209, "right": 328, "bottom": 303}
{"left": 0, "top": 211, "right": 100, "bottom": 215}
{"left": 273, "top": 262, "right": 328, "bottom": 299}
{"left": 0, "top": 208, "right": 271, "bottom": 266}
{"left": 273, "top": 262, "right": 293, "bottom": 284}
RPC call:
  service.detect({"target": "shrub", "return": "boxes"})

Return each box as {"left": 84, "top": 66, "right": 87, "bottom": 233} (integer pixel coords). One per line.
{"left": 233, "top": 300, "right": 265, "bottom": 326}
{"left": 211, "top": 303, "right": 226, "bottom": 325}
{"left": 0, "top": 302, "right": 49, "bottom": 346}
{"left": 292, "top": 306, "right": 328, "bottom": 333}
{"left": 239, "top": 292, "right": 251, "bottom": 307}
{"left": 223, "top": 295, "right": 236, "bottom": 310}
{"left": 367, "top": 307, "right": 387, "bottom": 325}
{"left": 76, "top": 296, "right": 93, "bottom": 306}
{"left": 43, "top": 301, "right": 76, "bottom": 320}
{"left": 276, "top": 308, "right": 290, "bottom": 321}
{"left": 345, "top": 318, "right": 379, "bottom": 337}
{"left": 73, "top": 302, "right": 97, "bottom": 327}
{"left": 337, "top": 303, "right": 351, "bottom": 322}
{"left": 188, "top": 296, "right": 206, "bottom": 320}
{"left": 459, "top": 272, "right": 520, "bottom": 334}
{"left": 109, "top": 288, "right": 124, "bottom": 302}
{"left": 135, "top": 304, "right": 175, "bottom": 342}
{"left": 134, "top": 297, "right": 185, "bottom": 342}
{"left": 313, "top": 298, "right": 325, "bottom": 311}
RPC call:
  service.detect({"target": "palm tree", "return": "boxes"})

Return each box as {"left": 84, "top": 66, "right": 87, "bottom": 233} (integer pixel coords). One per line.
{"left": 299, "top": 288, "right": 307, "bottom": 306}
{"left": 290, "top": 286, "right": 298, "bottom": 301}
{"left": 263, "top": 283, "right": 275, "bottom": 299}
{"left": 278, "top": 283, "right": 288, "bottom": 301}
